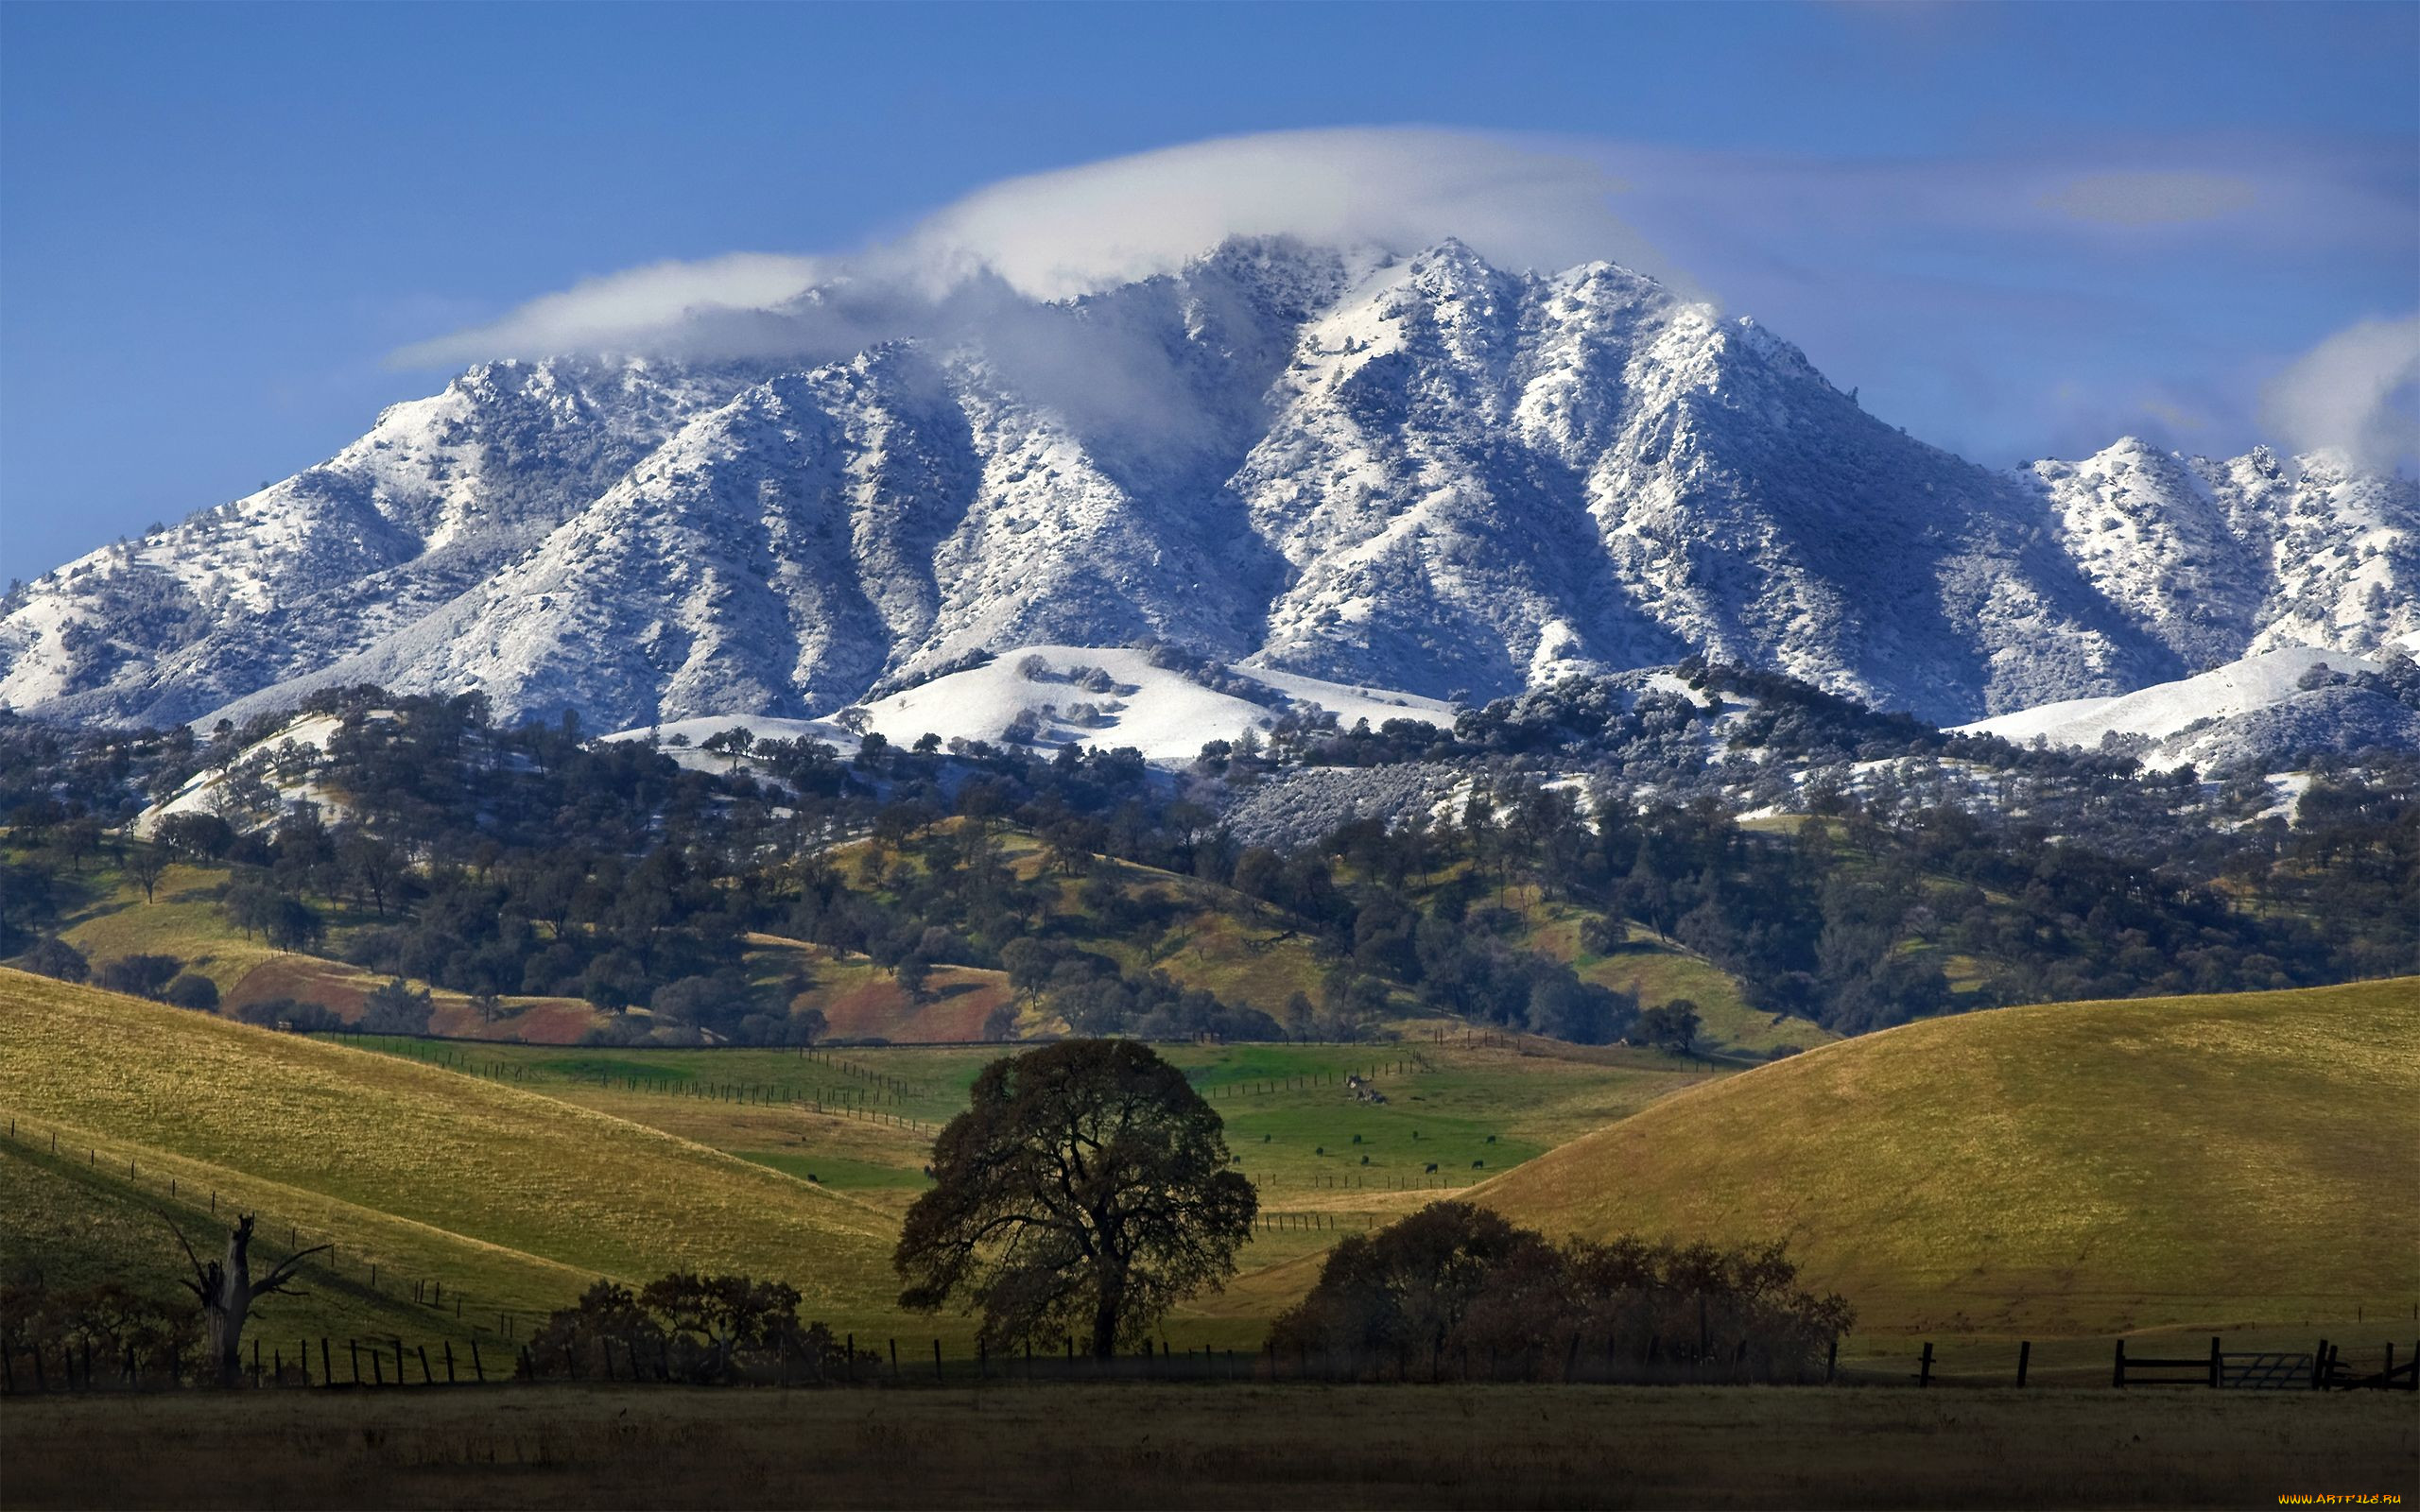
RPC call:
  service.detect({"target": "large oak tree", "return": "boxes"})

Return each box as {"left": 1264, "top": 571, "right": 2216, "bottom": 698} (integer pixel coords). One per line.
{"left": 895, "top": 1040, "right": 1255, "bottom": 1357}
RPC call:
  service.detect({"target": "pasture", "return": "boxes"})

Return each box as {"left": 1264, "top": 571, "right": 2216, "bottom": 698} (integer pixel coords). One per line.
{"left": 1478, "top": 975, "right": 2420, "bottom": 1337}
{"left": 0, "top": 970, "right": 902, "bottom": 1337}
{"left": 0, "top": 970, "right": 1720, "bottom": 1349}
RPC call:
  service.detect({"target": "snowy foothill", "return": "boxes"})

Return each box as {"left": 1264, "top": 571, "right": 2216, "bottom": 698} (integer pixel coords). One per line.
{"left": 134, "top": 712, "right": 355, "bottom": 836}
{"left": 596, "top": 646, "right": 1454, "bottom": 767}
{"left": 1956, "top": 645, "right": 2381, "bottom": 760}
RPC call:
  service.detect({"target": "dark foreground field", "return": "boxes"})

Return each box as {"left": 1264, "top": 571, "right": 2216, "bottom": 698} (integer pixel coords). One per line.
{"left": 4, "top": 1385, "right": 2412, "bottom": 1510}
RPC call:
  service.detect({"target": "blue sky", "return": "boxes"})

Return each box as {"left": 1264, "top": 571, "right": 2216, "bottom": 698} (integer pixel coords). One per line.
{"left": 3, "top": 1, "right": 2414, "bottom": 581}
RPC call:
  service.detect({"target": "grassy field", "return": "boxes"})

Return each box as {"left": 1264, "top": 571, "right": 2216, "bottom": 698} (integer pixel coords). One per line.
{"left": 324, "top": 1031, "right": 1723, "bottom": 1337}
{"left": 0, "top": 969, "right": 904, "bottom": 1336}
{"left": 4, "top": 1383, "right": 2410, "bottom": 1510}
{"left": 1478, "top": 976, "right": 2420, "bottom": 1338}
{"left": 333, "top": 1033, "right": 1719, "bottom": 1206}
{"left": 14, "top": 952, "right": 2416, "bottom": 1364}
{"left": 1520, "top": 900, "right": 1832, "bottom": 1057}
{"left": 0, "top": 970, "right": 1721, "bottom": 1347}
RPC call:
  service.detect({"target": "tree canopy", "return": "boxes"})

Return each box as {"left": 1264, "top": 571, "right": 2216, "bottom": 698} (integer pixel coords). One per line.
{"left": 895, "top": 1040, "right": 1256, "bottom": 1357}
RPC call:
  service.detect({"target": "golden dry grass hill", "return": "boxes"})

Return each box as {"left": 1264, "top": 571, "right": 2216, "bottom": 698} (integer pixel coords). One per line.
{"left": 1477, "top": 976, "right": 2420, "bottom": 1338}
{"left": 0, "top": 968, "right": 905, "bottom": 1336}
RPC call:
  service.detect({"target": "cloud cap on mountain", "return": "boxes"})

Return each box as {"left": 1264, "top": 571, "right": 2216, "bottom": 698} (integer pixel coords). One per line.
{"left": 392, "top": 129, "right": 1661, "bottom": 368}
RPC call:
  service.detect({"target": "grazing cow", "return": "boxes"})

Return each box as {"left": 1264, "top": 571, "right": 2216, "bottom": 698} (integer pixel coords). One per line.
{"left": 1471, "top": 1160, "right": 1485, "bottom": 1170}
{"left": 1424, "top": 1162, "right": 1438, "bottom": 1174}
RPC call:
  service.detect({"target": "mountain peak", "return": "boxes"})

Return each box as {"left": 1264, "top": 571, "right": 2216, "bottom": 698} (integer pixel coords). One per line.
{"left": 3, "top": 242, "right": 2411, "bottom": 733}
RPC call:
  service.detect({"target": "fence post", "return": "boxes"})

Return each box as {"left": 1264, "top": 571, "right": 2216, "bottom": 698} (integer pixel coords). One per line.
{"left": 2016, "top": 1341, "right": 2030, "bottom": 1388}
{"left": 1917, "top": 1342, "right": 1932, "bottom": 1388}
{"left": 321, "top": 1338, "right": 331, "bottom": 1385}
{"left": 2208, "top": 1336, "right": 2221, "bottom": 1389}
{"left": 845, "top": 1334, "right": 855, "bottom": 1385}
{"left": 372, "top": 1352, "right": 383, "bottom": 1386}
{"left": 2311, "top": 1340, "right": 2328, "bottom": 1390}
{"left": 471, "top": 1340, "right": 484, "bottom": 1383}
{"left": 978, "top": 1339, "right": 986, "bottom": 1381}
{"left": 2112, "top": 1339, "right": 2126, "bottom": 1388}
{"left": 444, "top": 1341, "right": 456, "bottom": 1384}
{"left": 393, "top": 1338, "right": 405, "bottom": 1386}
{"left": 933, "top": 1338, "right": 942, "bottom": 1383}
{"left": 1825, "top": 1336, "right": 1837, "bottom": 1383}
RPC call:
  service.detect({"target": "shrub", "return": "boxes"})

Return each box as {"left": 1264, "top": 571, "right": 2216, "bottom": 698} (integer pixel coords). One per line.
{"left": 1270, "top": 1202, "right": 1852, "bottom": 1382}
{"left": 19, "top": 936, "right": 88, "bottom": 985}
{"left": 233, "top": 996, "right": 340, "bottom": 1033}
{"left": 95, "top": 954, "right": 182, "bottom": 1000}
{"left": 524, "top": 1275, "right": 874, "bottom": 1384}
{"left": 163, "top": 973, "right": 220, "bottom": 1011}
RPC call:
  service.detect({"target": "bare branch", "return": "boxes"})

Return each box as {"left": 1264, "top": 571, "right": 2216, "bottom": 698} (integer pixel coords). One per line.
{"left": 251, "top": 1243, "right": 334, "bottom": 1298}
{"left": 164, "top": 1217, "right": 209, "bottom": 1285}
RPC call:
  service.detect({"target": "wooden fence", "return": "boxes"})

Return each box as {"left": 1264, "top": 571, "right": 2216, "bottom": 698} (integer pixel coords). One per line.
{"left": 9, "top": 1330, "right": 2418, "bottom": 1396}
{"left": 1, "top": 1117, "right": 556, "bottom": 1345}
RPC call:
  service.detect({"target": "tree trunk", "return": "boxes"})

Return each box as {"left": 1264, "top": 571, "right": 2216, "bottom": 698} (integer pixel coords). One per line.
{"left": 204, "top": 1218, "right": 260, "bottom": 1386}
{"left": 1090, "top": 1276, "right": 1123, "bottom": 1361}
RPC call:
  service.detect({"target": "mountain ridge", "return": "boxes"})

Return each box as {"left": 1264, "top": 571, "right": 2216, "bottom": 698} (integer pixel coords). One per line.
{"left": 4, "top": 236, "right": 2411, "bottom": 732}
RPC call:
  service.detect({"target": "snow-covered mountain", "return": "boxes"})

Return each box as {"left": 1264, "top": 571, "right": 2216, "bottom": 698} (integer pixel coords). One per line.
{"left": 5, "top": 237, "right": 2412, "bottom": 732}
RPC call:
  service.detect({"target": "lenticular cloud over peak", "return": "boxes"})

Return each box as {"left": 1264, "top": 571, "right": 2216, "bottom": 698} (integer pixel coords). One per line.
{"left": 390, "top": 129, "right": 1657, "bottom": 368}
{"left": 888, "top": 128, "right": 1651, "bottom": 301}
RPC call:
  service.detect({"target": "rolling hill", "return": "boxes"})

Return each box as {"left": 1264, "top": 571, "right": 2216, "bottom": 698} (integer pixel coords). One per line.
{"left": 0, "top": 969, "right": 907, "bottom": 1336}
{"left": 1476, "top": 976, "right": 2420, "bottom": 1336}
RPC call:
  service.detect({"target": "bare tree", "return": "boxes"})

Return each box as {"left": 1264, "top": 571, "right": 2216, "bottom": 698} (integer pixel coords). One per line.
{"left": 124, "top": 842, "right": 167, "bottom": 903}
{"left": 172, "top": 1214, "right": 329, "bottom": 1385}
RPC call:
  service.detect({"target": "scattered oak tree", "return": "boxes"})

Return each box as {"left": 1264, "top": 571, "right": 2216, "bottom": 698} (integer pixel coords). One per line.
{"left": 895, "top": 1040, "right": 1256, "bottom": 1358}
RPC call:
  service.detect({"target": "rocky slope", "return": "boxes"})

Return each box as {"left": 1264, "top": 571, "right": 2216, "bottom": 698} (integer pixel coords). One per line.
{"left": 4, "top": 237, "right": 2411, "bottom": 731}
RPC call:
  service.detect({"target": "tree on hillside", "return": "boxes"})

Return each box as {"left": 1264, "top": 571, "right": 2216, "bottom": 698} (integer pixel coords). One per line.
{"left": 124, "top": 843, "right": 167, "bottom": 903}
{"left": 21, "top": 936, "right": 89, "bottom": 984}
{"left": 359, "top": 978, "right": 433, "bottom": 1035}
{"left": 700, "top": 727, "right": 754, "bottom": 771}
{"left": 173, "top": 1214, "right": 329, "bottom": 1386}
{"left": 1639, "top": 1000, "right": 1702, "bottom": 1056}
{"left": 96, "top": 953, "right": 182, "bottom": 1000}
{"left": 154, "top": 812, "right": 234, "bottom": 864}
{"left": 895, "top": 1040, "right": 1256, "bottom": 1358}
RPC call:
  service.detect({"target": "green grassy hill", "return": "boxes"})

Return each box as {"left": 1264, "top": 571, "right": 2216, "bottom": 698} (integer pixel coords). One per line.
{"left": 1519, "top": 900, "right": 1832, "bottom": 1057}
{"left": 1477, "top": 976, "right": 2420, "bottom": 1337}
{"left": 0, "top": 968, "right": 905, "bottom": 1337}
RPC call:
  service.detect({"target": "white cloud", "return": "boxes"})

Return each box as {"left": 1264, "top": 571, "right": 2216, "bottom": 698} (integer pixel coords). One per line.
{"left": 392, "top": 252, "right": 827, "bottom": 368}
{"left": 384, "top": 127, "right": 2416, "bottom": 476}
{"left": 888, "top": 129, "right": 1654, "bottom": 301}
{"left": 2261, "top": 314, "right": 2420, "bottom": 472}
{"left": 389, "top": 129, "right": 1663, "bottom": 368}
